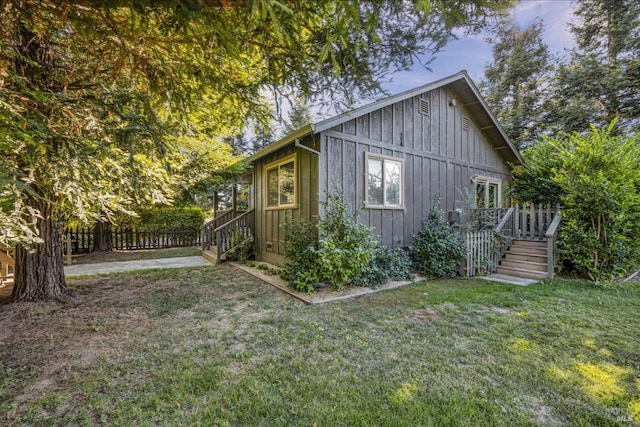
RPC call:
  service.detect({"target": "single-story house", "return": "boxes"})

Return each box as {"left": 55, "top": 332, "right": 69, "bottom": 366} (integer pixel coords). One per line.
{"left": 202, "top": 70, "right": 564, "bottom": 280}
{"left": 243, "top": 70, "right": 523, "bottom": 264}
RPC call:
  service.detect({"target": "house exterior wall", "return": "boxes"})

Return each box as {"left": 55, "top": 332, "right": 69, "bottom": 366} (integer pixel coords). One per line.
{"left": 318, "top": 86, "right": 512, "bottom": 247}
{"left": 252, "top": 139, "right": 319, "bottom": 264}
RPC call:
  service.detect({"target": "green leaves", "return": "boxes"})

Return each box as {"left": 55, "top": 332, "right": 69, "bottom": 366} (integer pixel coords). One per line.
{"left": 281, "top": 188, "right": 411, "bottom": 293}
{"left": 409, "top": 198, "right": 465, "bottom": 278}
{"left": 552, "top": 122, "right": 640, "bottom": 281}
{"left": 481, "top": 19, "right": 552, "bottom": 149}
{"left": 510, "top": 122, "right": 640, "bottom": 281}
{"left": 547, "top": 0, "right": 640, "bottom": 134}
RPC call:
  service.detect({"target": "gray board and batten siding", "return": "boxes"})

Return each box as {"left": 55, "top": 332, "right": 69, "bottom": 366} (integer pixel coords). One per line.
{"left": 246, "top": 70, "right": 523, "bottom": 264}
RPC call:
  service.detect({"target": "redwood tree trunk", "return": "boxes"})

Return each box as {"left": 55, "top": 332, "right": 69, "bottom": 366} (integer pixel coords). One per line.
{"left": 93, "top": 220, "right": 113, "bottom": 252}
{"left": 12, "top": 199, "right": 68, "bottom": 302}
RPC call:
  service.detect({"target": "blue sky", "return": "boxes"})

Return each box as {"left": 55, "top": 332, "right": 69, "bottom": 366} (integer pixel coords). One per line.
{"left": 380, "top": 1, "right": 576, "bottom": 98}
{"left": 284, "top": 1, "right": 577, "bottom": 129}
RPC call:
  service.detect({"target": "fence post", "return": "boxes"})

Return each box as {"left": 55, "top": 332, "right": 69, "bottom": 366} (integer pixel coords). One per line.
{"left": 65, "top": 233, "right": 73, "bottom": 265}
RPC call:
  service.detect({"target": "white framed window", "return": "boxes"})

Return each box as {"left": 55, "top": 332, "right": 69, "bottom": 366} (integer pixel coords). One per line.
{"left": 264, "top": 154, "right": 297, "bottom": 209}
{"left": 365, "top": 153, "right": 404, "bottom": 209}
{"left": 473, "top": 175, "right": 502, "bottom": 208}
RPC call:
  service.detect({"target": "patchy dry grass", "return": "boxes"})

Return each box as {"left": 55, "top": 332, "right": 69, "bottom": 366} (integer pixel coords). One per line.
{"left": 1, "top": 265, "right": 639, "bottom": 426}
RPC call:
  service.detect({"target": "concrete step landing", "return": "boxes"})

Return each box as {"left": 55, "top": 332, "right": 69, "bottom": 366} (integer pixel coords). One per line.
{"left": 481, "top": 273, "right": 540, "bottom": 286}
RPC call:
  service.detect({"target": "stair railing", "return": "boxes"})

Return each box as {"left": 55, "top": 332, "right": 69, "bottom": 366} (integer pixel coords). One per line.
{"left": 494, "top": 207, "right": 516, "bottom": 268}
{"left": 514, "top": 203, "right": 560, "bottom": 240}
{"left": 200, "top": 209, "right": 235, "bottom": 250}
{"left": 214, "top": 209, "right": 255, "bottom": 262}
{"left": 544, "top": 209, "right": 562, "bottom": 279}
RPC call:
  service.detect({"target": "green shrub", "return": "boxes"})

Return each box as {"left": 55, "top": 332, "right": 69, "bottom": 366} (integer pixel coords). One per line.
{"left": 281, "top": 217, "right": 321, "bottom": 294}
{"left": 509, "top": 137, "right": 567, "bottom": 205}
{"left": 281, "top": 189, "right": 414, "bottom": 293}
{"left": 410, "top": 199, "right": 466, "bottom": 278}
{"left": 224, "top": 233, "right": 253, "bottom": 263}
{"left": 135, "top": 207, "right": 205, "bottom": 231}
{"left": 551, "top": 122, "right": 640, "bottom": 281}
{"left": 509, "top": 121, "right": 640, "bottom": 281}
{"left": 316, "top": 190, "right": 378, "bottom": 290}
{"left": 357, "top": 240, "right": 413, "bottom": 288}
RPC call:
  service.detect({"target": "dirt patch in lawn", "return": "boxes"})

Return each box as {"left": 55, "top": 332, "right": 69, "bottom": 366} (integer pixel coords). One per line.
{"left": 410, "top": 308, "right": 440, "bottom": 322}
{"left": 0, "top": 275, "right": 159, "bottom": 402}
{"left": 0, "top": 263, "right": 296, "bottom": 422}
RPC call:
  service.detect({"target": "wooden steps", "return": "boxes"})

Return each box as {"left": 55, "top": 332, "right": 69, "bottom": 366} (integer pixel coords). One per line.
{"left": 201, "top": 247, "right": 223, "bottom": 264}
{"left": 497, "top": 239, "right": 548, "bottom": 280}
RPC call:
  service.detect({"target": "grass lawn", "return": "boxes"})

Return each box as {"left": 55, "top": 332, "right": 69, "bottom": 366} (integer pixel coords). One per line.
{"left": 1, "top": 265, "right": 639, "bottom": 426}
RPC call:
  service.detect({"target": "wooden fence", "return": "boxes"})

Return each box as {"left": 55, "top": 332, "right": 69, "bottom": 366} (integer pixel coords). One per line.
{"left": 64, "top": 227, "right": 201, "bottom": 253}
{"left": 465, "top": 230, "right": 499, "bottom": 277}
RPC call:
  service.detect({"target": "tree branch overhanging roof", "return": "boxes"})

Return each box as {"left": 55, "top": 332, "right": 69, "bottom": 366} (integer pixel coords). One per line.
{"left": 246, "top": 70, "right": 524, "bottom": 166}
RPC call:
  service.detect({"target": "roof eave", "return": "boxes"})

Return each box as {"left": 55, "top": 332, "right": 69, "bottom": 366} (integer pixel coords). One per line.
{"left": 244, "top": 123, "right": 315, "bottom": 165}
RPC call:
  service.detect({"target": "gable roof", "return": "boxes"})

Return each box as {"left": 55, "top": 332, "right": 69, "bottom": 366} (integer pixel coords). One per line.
{"left": 246, "top": 70, "right": 523, "bottom": 165}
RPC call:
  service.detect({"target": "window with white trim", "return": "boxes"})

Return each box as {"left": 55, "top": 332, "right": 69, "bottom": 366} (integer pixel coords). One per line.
{"left": 473, "top": 175, "right": 501, "bottom": 208}
{"left": 265, "top": 154, "right": 297, "bottom": 209}
{"left": 365, "top": 153, "right": 403, "bottom": 208}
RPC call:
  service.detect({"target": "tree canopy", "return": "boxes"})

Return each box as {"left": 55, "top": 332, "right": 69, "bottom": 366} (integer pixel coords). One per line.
{"left": 0, "top": 0, "right": 511, "bottom": 301}
{"left": 481, "top": 19, "right": 552, "bottom": 149}
{"left": 547, "top": 0, "right": 640, "bottom": 133}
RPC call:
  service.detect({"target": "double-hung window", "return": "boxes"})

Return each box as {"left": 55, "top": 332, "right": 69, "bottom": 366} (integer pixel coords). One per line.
{"left": 265, "top": 154, "right": 297, "bottom": 209}
{"left": 365, "top": 153, "right": 403, "bottom": 208}
{"left": 473, "top": 175, "right": 501, "bottom": 208}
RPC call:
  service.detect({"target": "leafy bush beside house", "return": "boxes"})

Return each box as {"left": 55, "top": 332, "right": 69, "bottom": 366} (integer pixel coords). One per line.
{"left": 315, "top": 190, "right": 378, "bottom": 290}
{"left": 553, "top": 123, "right": 640, "bottom": 281}
{"left": 281, "top": 189, "right": 412, "bottom": 293}
{"left": 510, "top": 121, "right": 640, "bottom": 281}
{"left": 410, "top": 200, "right": 466, "bottom": 278}
{"left": 281, "top": 217, "right": 321, "bottom": 294}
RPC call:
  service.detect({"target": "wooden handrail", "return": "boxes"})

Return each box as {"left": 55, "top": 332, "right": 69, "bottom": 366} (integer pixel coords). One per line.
{"left": 214, "top": 209, "right": 255, "bottom": 262}
{"left": 200, "top": 209, "right": 235, "bottom": 250}
{"left": 544, "top": 210, "right": 562, "bottom": 279}
{"left": 494, "top": 207, "right": 514, "bottom": 233}
{"left": 493, "top": 207, "right": 516, "bottom": 271}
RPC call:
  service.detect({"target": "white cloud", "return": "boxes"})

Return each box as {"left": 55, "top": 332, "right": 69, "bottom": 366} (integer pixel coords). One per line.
{"left": 511, "top": 0, "right": 576, "bottom": 54}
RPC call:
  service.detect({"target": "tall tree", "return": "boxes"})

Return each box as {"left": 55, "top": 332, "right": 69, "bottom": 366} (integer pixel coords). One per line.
{"left": 0, "top": 0, "right": 511, "bottom": 301}
{"left": 480, "top": 19, "right": 552, "bottom": 149}
{"left": 252, "top": 120, "right": 277, "bottom": 154}
{"left": 283, "top": 97, "right": 313, "bottom": 134}
{"left": 548, "top": 0, "right": 640, "bottom": 133}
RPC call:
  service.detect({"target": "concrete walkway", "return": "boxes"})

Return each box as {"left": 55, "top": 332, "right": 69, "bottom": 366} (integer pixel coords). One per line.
{"left": 480, "top": 273, "right": 539, "bottom": 286}
{"left": 64, "top": 256, "right": 213, "bottom": 277}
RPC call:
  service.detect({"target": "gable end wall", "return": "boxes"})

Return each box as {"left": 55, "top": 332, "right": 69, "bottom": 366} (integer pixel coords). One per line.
{"left": 318, "top": 86, "right": 511, "bottom": 246}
